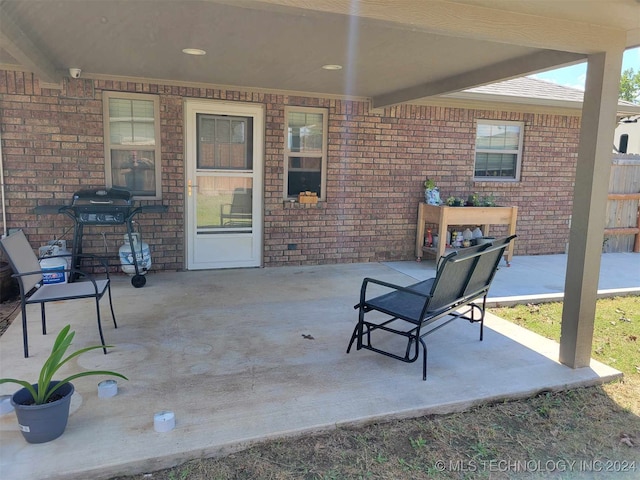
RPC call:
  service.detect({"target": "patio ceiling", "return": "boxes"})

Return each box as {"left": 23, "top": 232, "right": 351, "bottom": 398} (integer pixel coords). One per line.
{"left": 0, "top": 0, "right": 638, "bottom": 107}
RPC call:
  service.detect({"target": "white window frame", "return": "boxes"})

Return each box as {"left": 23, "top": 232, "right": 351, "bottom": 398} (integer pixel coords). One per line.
{"left": 103, "top": 91, "right": 162, "bottom": 199}
{"left": 474, "top": 120, "right": 524, "bottom": 181}
{"left": 284, "top": 106, "right": 328, "bottom": 201}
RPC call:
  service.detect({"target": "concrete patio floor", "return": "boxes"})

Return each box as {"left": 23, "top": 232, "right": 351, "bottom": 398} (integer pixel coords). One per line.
{"left": 0, "top": 253, "right": 637, "bottom": 480}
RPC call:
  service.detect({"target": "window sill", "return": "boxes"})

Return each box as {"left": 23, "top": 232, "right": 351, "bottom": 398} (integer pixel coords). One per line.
{"left": 283, "top": 200, "right": 324, "bottom": 209}
{"left": 473, "top": 179, "right": 520, "bottom": 185}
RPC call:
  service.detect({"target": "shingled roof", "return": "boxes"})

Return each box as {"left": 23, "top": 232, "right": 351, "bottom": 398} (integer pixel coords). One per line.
{"left": 445, "top": 76, "right": 640, "bottom": 115}
{"left": 469, "top": 76, "right": 584, "bottom": 101}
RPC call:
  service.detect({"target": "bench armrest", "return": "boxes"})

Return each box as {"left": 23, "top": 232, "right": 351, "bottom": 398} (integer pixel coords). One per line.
{"left": 354, "top": 277, "right": 430, "bottom": 309}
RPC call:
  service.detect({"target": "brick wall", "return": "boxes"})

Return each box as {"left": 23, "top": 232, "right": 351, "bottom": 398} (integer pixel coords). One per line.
{"left": 0, "top": 69, "right": 580, "bottom": 271}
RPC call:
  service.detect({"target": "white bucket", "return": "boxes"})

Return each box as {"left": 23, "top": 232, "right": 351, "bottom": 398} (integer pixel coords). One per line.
{"left": 40, "top": 256, "right": 67, "bottom": 284}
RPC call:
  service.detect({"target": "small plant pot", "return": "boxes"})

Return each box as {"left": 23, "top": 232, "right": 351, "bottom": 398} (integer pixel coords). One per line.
{"left": 11, "top": 381, "right": 74, "bottom": 443}
{"left": 425, "top": 188, "right": 440, "bottom": 205}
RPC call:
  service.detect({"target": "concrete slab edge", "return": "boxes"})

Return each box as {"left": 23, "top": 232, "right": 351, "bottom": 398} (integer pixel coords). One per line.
{"left": 487, "top": 287, "right": 640, "bottom": 308}
{"left": 41, "top": 378, "right": 627, "bottom": 479}
{"left": 77, "top": 368, "right": 624, "bottom": 480}
{"left": 333, "top": 373, "right": 623, "bottom": 429}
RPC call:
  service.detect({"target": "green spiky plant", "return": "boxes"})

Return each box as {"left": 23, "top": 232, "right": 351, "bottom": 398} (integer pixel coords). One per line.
{"left": 424, "top": 178, "right": 436, "bottom": 190}
{"left": 0, "top": 325, "right": 127, "bottom": 405}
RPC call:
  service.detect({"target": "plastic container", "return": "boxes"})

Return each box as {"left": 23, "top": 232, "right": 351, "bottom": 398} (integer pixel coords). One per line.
{"left": 40, "top": 256, "right": 67, "bottom": 284}
{"left": 154, "top": 411, "right": 175, "bottom": 432}
{"left": 98, "top": 380, "right": 118, "bottom": 398}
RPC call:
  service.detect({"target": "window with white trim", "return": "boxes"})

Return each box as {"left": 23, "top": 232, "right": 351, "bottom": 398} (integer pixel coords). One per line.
{"left": 284, "top": 107, "right": 328, "bottom": 200}
{"left": 103, "top": 92, "right": 162, "bottom": 199}
{"left": 474, "top": 120, "right": 524, "bottom": 181}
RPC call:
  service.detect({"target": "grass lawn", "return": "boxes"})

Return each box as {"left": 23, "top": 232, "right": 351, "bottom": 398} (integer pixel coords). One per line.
{"left": 491, "top": 295, "right": 640, "bottom": 416}
{"left": 492, "top": 296, "right": 640, "bottom": 380}
{"left": 112, "top": 296, "right": 640, "bottom": 480}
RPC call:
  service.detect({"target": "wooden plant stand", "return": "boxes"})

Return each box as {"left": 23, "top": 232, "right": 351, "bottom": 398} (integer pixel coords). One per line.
{"left": 415, "top": 203, "right": 518, "bottom": 265}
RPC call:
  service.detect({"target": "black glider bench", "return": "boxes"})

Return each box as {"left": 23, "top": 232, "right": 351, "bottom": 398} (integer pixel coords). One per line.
{"left": 347, "top": 235, "right": 516, "bottom": 380}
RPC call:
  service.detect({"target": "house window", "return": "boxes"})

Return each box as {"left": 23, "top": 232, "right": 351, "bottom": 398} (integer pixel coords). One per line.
{"left": 474, "top": 120, "right": 524, "bottom": 181}
{"left": 103, "top": 92, "right": 162, "bottom": 199}
{"left": 285, "top": 107, "right": 328, "bottom": 200}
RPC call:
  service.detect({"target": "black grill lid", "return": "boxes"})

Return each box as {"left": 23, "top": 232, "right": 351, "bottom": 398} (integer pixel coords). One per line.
{"left": 72, "top": 188, "right": 133, "bottom": 206}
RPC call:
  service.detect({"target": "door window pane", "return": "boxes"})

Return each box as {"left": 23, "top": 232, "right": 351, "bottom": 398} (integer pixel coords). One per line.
{"left": 198, "top": 115, "right": 253, "bottom": 169}
{"left": 196, "top": 176, "right": 253, "bottom": 231}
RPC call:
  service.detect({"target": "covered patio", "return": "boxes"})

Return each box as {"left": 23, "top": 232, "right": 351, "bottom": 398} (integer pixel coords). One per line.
{"left": 0, "top": 0, "right": 638, "bottom": 374}
{"left": 2, "top": 253, "right": 636, "bottom": 480}
{"left": 0, "top": 2, "right": 639, "bottom": 478}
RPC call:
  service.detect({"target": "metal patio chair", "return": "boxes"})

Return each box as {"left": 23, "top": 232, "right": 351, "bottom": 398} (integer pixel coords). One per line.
{"left": 347, "top": 235, "right": 516, "bottom": 380}
{"left": 220, "top": 188, "right": 252, "bottom": 227}
{"left": 0, "top": 230, "right": 117, "bottom": 358}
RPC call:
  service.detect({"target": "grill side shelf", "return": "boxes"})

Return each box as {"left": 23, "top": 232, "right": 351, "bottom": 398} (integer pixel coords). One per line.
{"left": 127, "top": 205, "right": 168, "bottom": 218}
{"left": 34, "top": 205, "right": 69, "bottom": 215}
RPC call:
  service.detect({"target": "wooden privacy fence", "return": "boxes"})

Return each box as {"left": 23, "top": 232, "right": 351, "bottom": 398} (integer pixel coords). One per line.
{"left": 604, "top": 155, "right": 640, "bottom": 253}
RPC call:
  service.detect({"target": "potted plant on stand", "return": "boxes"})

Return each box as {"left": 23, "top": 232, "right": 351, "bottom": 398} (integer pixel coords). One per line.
{"left": 424, "top": 178, "right": 440, "bottom": 205}
{"left": 0, "top": 324, "right": 127, "bottom": 443}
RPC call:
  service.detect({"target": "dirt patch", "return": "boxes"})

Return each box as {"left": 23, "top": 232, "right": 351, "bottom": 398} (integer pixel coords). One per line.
{"left": 110, "top": 386, "right": 640, "bottom": 480}
{"left": 0, "top": 293, "right": 20, "bottom": 337}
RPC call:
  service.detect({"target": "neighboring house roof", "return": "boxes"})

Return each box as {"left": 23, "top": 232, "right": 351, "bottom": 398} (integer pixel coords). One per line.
{"left": 468, "top": 77, "right": 584, "bottom": 102}
{"left": 445, "top": 76, "right": 640, "bottom": 115}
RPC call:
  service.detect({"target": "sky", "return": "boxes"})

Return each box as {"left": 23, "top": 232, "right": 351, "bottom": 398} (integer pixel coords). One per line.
{"left": 530, "top": 47, "right": 640, "bottom": 91}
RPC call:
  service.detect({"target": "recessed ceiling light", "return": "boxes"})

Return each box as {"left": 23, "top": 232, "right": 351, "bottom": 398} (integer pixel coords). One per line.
{"left": 182, "top": 48, "right": 206, "bottom": 56}
{"left": 322, "top": 64, "right": 342, "bottom": 70}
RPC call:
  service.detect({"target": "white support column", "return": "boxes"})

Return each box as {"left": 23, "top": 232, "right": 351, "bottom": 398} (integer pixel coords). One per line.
{"left": 559, "top": 50, "right": 624, "bottom": 368}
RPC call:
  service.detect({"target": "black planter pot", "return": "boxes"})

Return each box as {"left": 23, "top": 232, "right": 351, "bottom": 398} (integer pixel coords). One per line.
{"left": 0, "top": 261, "right": 18, "bottom": 302}
{"left": 10, "top": 381, "right": 74, "bottom": 443}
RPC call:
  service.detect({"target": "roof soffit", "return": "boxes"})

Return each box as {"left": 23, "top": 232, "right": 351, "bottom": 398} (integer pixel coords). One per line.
{"left": 243, "top": 0, "right": 631, "bottom": 52}
{"left": 0, "top": 0, "right": 634, "bottom": 104}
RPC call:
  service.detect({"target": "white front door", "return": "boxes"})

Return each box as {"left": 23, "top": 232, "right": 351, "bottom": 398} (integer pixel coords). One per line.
{"left": 185, "top": 100, "right": 263, "bottom": 269}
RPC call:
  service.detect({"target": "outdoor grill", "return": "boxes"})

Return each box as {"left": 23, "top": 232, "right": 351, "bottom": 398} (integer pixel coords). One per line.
{"left": 70, "top": 188, "right": 134, "bottom": 225}
{"left": 34, "top": 188, "right": 167, "bottom": 288}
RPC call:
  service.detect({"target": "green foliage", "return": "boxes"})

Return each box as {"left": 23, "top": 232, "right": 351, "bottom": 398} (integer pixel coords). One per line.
{"left": 424, "top": 178, "right": 436, "bottom": 190}
{"left": 470, "top": 441, "right": 495, "bottom": 461}
{"left": 467, "top": 193, "right": 480, "bottom": 206}
{"left": 446, "top": 196, "right": 465, "bottom": 206}
{"left": 409, "top": 436, "right": 428, "bottom": 449}
{"left": 481, "top": 194, "right": 496, "bottom": 207}
{"left": 374, "top": 452, "right": 388, "bottom": 464}
{"left": 0, "top": 324, "right": 127, "bottom": 404}
{"left": 620, "top": 68, "right": 640, "bottom": 103}
{"left": 168, "top": 467, "right": 191, "bottom": 480}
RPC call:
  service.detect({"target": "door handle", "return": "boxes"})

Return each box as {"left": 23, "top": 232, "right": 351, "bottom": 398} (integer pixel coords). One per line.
{"left": 188, "top": 179, "right": 197, "bottom": 197}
